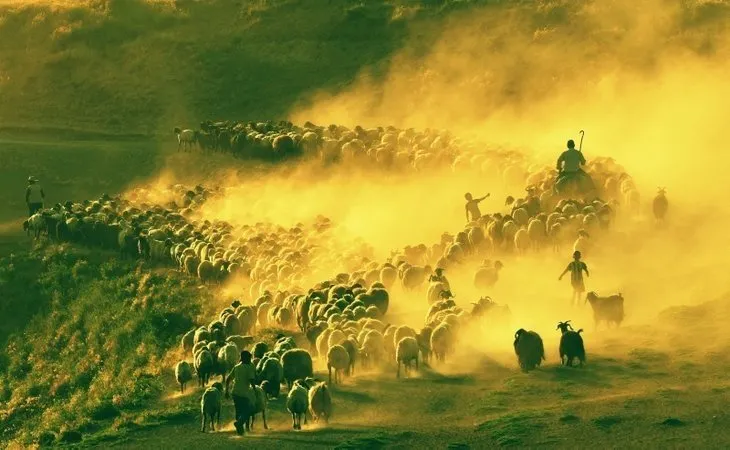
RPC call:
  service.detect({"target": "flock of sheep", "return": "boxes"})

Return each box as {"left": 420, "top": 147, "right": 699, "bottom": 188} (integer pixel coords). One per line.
{"left": 23, "top": 120, "right": 667, "bottom": 434}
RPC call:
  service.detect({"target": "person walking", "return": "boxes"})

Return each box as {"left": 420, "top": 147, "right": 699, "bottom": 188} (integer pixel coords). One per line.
{"left": 558, "top": 250, "right": 590, "bottom": 306}
{"left": 26, "top": 176, "right": 45, "bottom": 216}
{"left": 225, "top": 350, "right": 257, "bottom": 435}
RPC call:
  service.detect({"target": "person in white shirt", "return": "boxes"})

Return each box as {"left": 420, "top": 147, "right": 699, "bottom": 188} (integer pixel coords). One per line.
{"left": 26, "top": 176, "right": 45, "bottom": 216}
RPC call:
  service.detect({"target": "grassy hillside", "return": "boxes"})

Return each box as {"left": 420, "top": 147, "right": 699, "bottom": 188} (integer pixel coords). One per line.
{"left": 0, "top": 0, "right": 428, "bottom": 135}
{"left": 0, "top": 244, "right": 213, "bottom": 446}
{"left": 1, "top": 0, "right": 730, "bottom": 136}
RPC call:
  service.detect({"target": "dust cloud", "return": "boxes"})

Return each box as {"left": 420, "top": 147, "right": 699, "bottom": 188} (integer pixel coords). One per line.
{"left": 143, "top": 0, "right": 730, "bottom": 367}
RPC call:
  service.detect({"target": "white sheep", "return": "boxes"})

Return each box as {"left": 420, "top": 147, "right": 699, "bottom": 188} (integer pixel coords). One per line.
{"left": 174, "top": 127, "right": 196, "bottom": 152}
{"left": 249, "top": 385, "right": 269, "bottom": 430}
{"left": 174, "top": 360, "right": 193, "bottom": 393}
{"left": 200, "top": 381, "right": 223, "bottom": 432}
{"left": 286, "top": 380, "right": 309, "bottom": 430}
{"left": 326, "top": 345, "right": 350, "bottom": 385}
{"left": 396, "top": 337, "right": 419, "bottom": 378}
{"left": 430, "top": 323, "right": 454, "bottom": 363}
{"left": 308, "top": 381, "right": 333, "bottom": 423}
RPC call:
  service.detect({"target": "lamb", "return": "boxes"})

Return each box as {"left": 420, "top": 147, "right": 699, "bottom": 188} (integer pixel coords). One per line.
{"left": 200, "top": 381, "right": 224, "bottom": 432}
{"left": 585, "top": 291, "right": 625, "bottom": 328}
{"left": 396, "top": 336, "right": 419, "bottom": 378}
{"left": 513, "top": 328, "right": 545, "bottom": 372}
{"left": 248, "top": 385, "right": 269, "bottom": 430}
{"left": 286, "top": 380, "right": 309, "bottom": 430}
{"left": 326, "top": 345, "right": 350, "bottom": 385}
{"left": 308, "top": 381, "right": 333, "bottom": 423}
{"left": 174, "top": 127, "right": 197, "bottom": 152}
{"left": 556, "top": 321, "right": 586, "bottom": 367}
{"left": 174, "top": 360, "right": 193, "bottom": 393}
{"left": 281, "top": 348, "right": 314, "bottom": 390}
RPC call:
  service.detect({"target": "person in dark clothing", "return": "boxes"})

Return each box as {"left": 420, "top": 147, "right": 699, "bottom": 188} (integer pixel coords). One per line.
{"left": 555, "top": 140, "right": 595, "bottom": 195}
{"left": 225, "top": 350, "right": 257, "bottom": 435}
{"left": 26, "top": 176, "right": 45, "bottom": 216}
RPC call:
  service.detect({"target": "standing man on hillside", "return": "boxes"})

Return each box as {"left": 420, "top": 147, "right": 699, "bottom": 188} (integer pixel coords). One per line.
{"left": 26, "top": 176, "right": 45, "bottom": 216}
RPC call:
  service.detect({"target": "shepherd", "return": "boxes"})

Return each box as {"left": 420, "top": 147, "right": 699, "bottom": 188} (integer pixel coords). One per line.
{"left": 26, "top": 176, "right": 45, "bottom": 217}
{"left": 555, "top": 131, "right": 596, "bottom": 195}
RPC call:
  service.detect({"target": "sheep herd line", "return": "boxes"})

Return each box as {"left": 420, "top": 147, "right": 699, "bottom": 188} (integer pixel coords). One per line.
{"left": 25, "top": 121, "right": 663, "bottom": 433}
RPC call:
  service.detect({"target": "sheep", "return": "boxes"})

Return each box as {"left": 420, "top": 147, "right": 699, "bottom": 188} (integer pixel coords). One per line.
{"left": 200, "top": 381, "right": 224, "bottom": 432}
{"left": 175, "top": 360, "right": 193, "bottom": 393}
{"left": 360, "top": 330, "right": 385, "bottom": 368}
{"left": 248, "top": 385, "right": 269, "bottom": 430}
{"left": 281, "top": 349, "right": 314, "bottom": 390}
{"left": 513, "top": 329, "right": 545, "bottom": 372}
{"left": 585, "top": 291, "right": 625, "bottom": 328}
{"left": 181, "top": 329, "right": 195, "bottom": 353}
{"left": 217, "top": 343, "right": 239, "bottom": 378}
{"left": 326, "top": 345, "right": 350, "bottom": 385}
{"left": 174, "top": 127, "right": 197, "bottom": 152}
{"left": 416, "top": 326, "right": 433, "bottom": 363}
{"left": 430, "top": 323, "right": 454, "bottom": 363}
{"left": 396, "top": 336, "right": 419, "bottom": 378}
{"left": 26, "top": 212, "right": 47, "bottom": 239}
{"left": 556, "top": 321, "right": 586, "bottom": 367}
{"left": 473, "top": 261, "right": 503, "bottom": 290}
{"left": 226, "top": 335, "right": 254, "bottom": 352}
{"left": 197, "top": 260, "right": 218, "bottom": 284}
{"left": 308, "top": 381, "right": 333, "bottom": 424}
{"left": 340, "top": 337, "right": 359, "bottom": 376}
{"left": 286, "top": 380, "right": 309, "bottom": 430}
{"left": 194, "top": 349, "right": 214, "bottom": 386}
{"left": 257, "top": 357, "right": 283, "bottom": 398}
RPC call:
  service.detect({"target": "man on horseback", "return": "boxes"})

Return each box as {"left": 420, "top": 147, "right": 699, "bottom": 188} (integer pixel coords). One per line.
{"left": 555, "top": 139, "right": 594, "bottom": 195}
{"left": 556, "top": 139, "right": 586, "bottom": 175}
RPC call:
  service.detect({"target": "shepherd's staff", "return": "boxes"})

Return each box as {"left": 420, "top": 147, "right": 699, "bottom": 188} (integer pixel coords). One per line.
{"left": 578, "top": 130, "right": 585, "bottom": 151}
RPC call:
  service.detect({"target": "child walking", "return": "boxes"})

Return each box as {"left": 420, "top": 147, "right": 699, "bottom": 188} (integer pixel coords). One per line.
{"left": 558, "top": 250, "right": 590, "bottom": 306}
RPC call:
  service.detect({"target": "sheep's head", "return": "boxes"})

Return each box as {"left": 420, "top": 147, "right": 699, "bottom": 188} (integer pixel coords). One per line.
{"left": 657, "top": 187, "right": 667, "bottom": 195}
{"left": 556, "top": 321, "right": 573, "bottom": 334}
{"left": 211, "top": 381, "right": 224, "bottom": 392}
{"left": 585, "top": 292, "right": 598, "bottom": 304}
{"left": 514, "top": 328, "right": 526, "bottom": 340}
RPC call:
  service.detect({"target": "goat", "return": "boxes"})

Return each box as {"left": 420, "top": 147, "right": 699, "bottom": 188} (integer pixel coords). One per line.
{"left": 556, "top": 320, "right": 586, "bottom": 367}
{"left": 585, "top": 291, "right": 624, "bottom": 328}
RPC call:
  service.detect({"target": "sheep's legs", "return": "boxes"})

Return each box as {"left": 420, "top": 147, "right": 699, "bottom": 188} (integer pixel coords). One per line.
{"left": 328, "top": 365, "right": 333, "bottom": 385}
{"left": 291, "top": 412, "right": 296, "bottom": 429}
{"left": 201, "top": 415, "right": 207, "bottom": 432}
{"left": 397, "top": 361, "right": 401, "bottom": 378}
{"left": 263, "top": 410, "right": 268, "bottom": 429}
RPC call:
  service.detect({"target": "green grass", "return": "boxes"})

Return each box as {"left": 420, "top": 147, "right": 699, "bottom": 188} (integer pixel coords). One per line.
{"left": 1, "top": 0, "right": 729, "bottom": 135}
{"left": 1, "top": 0, "right": 730, "bottom": 447}
{"left": 0, "top": 245, "right": 211, "bottom": 446}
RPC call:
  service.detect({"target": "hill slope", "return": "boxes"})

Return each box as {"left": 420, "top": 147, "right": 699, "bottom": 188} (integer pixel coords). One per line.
{"left": 0, "top": 0, "right": 428, "bottom": 135}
